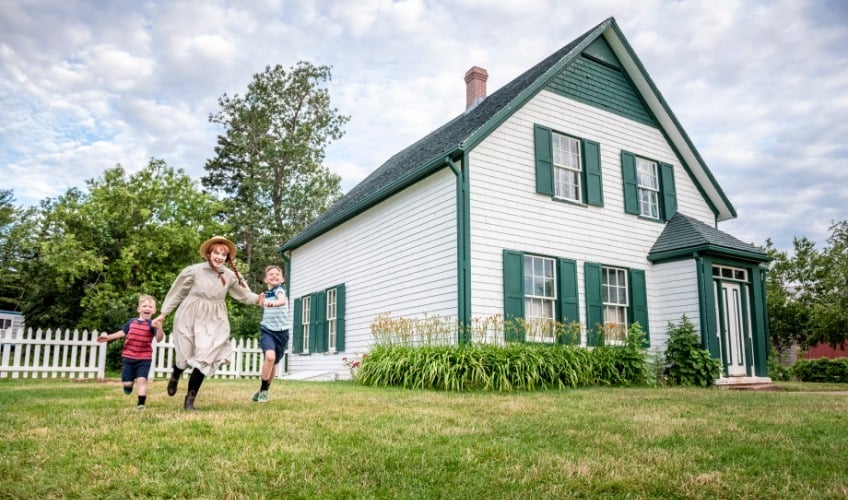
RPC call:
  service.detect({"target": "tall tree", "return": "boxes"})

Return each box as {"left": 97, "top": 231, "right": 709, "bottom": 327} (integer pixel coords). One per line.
{"left": 19, "top": 159, "right": 227, "bottom": 331}
{"left": 0, "top": 190, "right": 37, "bottom": 312}
{"left": 203, "top": 61, "right": 349, "bottom": 280}
{"left": 811, "top": 221, "right": 848, "bottom": 347}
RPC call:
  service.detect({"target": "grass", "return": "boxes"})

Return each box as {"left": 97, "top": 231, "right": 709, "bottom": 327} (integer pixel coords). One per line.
{"left": 1, "top": 378, "right": 847, "bottom": 499}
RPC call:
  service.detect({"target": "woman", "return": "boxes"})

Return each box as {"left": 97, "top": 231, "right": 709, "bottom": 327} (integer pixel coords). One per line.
{"left": 152, "top": 236, "right": 264, "bottom": 410}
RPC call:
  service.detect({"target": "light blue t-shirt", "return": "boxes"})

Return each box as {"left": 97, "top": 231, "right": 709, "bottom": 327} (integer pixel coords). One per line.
{"left": 261, "top": 285, "right": 292, "bottom": 332}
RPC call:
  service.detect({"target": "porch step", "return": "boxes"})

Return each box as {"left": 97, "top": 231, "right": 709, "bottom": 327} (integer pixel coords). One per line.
{"left": 719, "top": 383, "right": 784, "bottom": 391}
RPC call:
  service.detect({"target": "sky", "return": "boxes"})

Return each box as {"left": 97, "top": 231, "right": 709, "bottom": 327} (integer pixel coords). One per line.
{"left": 1, "top": 0, "right": 846, "bottom": 254}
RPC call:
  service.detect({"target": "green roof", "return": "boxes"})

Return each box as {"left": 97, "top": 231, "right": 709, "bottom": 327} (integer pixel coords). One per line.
{"left": 648, "top": 213, "right": 770, "bottom": 263}
{"left": 282, "top": 17, "right": 736, "bottom": 252}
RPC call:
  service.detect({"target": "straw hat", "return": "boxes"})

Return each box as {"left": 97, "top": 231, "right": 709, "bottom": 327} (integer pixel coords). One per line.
{"left": 199, "top": 236, "right": 237, "bottom": 258}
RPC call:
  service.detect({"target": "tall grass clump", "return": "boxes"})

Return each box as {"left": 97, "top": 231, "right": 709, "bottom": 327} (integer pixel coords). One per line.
{"left": 358, "top": 314, "right": 651, "bottom": 391}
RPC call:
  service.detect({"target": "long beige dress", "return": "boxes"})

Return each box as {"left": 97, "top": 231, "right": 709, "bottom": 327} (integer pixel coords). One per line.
{"left": 160, "top": 262, "right": 259, "bottom": 375}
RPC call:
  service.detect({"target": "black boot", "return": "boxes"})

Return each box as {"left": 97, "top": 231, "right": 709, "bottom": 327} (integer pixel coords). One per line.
{"left": 167, "top": 376, "right": 179, "bottom": 397}
{"left": 184, "top": 390, "right": 196, "bottom": 411}
{"left": 168, "top": 366, "right": 185, "bottom": 396}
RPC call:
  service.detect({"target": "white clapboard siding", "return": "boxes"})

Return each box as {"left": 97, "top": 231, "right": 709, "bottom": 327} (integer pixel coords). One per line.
{"left": 467, "top": 92, "right": 716, "bottom": 342}
{"left": 288, "top": 168, "right": 458, "bottom": 373}
{"left": 648, "top": 259, "right": 701, "bottom": 350}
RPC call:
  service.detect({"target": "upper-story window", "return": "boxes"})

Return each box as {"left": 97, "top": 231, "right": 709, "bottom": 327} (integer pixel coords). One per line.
{"left": 534, "top": 124, "right": 604, "bottom": 206}
{"left": 552, "top": 133, "right": 582, "bottom": 202}
{"left": 621, "top": 151, "right": 677, "bottom": 221}
{"left": 636, "top": 157, "right": 659, "bottom": 219}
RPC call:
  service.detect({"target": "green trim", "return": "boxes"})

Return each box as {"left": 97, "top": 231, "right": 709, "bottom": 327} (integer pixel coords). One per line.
{"left": 697, "top": 255, "right": 770, "bottom": 378}
{"left": 605, "top": 19, "right": 736, "bottom": 220}
{"left": 502, "top": 250, "right": 525, "bottom": 342}
{"left": 620, "top": 151, "right": 639, "bottom": 215}
{"left": 659, "top": 162, "right": 677, "bottom": 221}
{"left": 547, "top": 55, "right": 657, "bottom": 128}
{"left": 533, "top": 124, "right": 554, "bottom": 195}
{"left": 648, "top": 245, "right": 772, "bottom": 264}
{"left": 582, "top": 139, "right": 604, "bottom": 206}
{"left": 584, "top": 262, "right": 603, "bottom": 346}
{"left": 556, "top": 258, "right": 580, "bottom": 327}
{"left": 332, "top": 284, "right": 346, "bottom": 352}
{"left": 292, "top": 297, "right": 303, "bottom": 353}
{"left": 456, "top": 153, "right": 471, "bottom": 343}
{"left": 628, "top": 268, "right": 649, "bottom": 346}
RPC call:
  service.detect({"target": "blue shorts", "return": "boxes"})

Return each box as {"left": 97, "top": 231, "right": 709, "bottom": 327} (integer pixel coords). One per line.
{"left": 260, "top": 326, "right": 289, "bottom": 364}
{"left": 121, "top": 358, "right": 152, "bottom": 382}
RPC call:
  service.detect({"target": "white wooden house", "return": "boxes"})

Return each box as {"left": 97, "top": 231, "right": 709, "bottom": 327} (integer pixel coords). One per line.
{"left": 279, "top": 17, "right": 771, "bottom": 384}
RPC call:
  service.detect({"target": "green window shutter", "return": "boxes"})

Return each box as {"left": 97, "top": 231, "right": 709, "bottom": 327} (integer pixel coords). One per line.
{"left": 628, "top": 269, "right": 650, "bottom": 346}
{"left": 582, "top": 139, "right": 604, "bottom": 206}
{"left": 557, "top": 258, "right": 580, "bottom": 345}
{"left": 335, "top": 284, "right": 346, "bottom": 352}
{"left": 313, "top": 291, "right": 326, "bottom": 353}
{"left": 660, "top": 162, "right": 677, "bottom": 221}
{"left": 621, "top": 151, "right": 639, "bottom": 215}
{"left": 584, "top": 262, "right": 603, "bottom": 346}
{"left": 292, "top": 297, "right": 303, "bottom": 353}
{"left": 534, "top": 124, "right": 554, "bottom": 195}
{"left": 502, "top": 250, "right": 526, "bottom": 342}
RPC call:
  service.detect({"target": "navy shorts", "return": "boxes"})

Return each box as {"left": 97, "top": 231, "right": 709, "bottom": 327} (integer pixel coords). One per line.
{"left": 260, "top": 326, "right": 289, "bottom": 364}
{"left": 121, "top": 358, "right": 152, "bottom": 382}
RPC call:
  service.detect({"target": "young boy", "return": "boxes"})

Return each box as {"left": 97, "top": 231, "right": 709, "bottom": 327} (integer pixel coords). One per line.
{"left": 98, "top": 294, "right": 165, "bottom": 410}
{"left": 252, "top": 265, "right": 291, "bottom": 403}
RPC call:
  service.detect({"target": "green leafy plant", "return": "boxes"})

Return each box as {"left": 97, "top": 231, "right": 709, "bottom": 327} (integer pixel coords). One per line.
{"left": 664, "top": 315, "right": 721, "bottom": 386}
{"left": 791, "top": 357, "right": 848, "bottom": 382}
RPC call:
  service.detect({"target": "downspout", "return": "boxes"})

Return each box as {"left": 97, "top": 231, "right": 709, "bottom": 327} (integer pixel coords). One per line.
{"left": 447, "top": 154, "right": 472, "bottom": 344}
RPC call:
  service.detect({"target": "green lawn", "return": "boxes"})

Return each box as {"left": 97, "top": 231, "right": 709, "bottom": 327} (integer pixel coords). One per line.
{"left": 1, "top": 377, "right": 846, "bottom": 499}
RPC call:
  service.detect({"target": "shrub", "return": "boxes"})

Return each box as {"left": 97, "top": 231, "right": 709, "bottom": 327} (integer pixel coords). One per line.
{"left": 664, "top": 315, "right": 721, "bottom": 386}
{"left": 791, "top": 357, "right": 848, "bottom": 382}
{"left": 357, "top": 328, "right": 649, "bottom": 392}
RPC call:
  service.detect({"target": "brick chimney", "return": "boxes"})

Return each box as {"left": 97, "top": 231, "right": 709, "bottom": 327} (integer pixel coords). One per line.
{"left": 464, "top": 66, "right": 488, "bottom": 111}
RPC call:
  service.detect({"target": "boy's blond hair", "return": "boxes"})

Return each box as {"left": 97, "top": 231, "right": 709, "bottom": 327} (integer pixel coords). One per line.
{"left": 264, "top": 265, "right": 284, "bottom": 277}
{"left": 138, "top": 294, "right": 156, "bottom": 306}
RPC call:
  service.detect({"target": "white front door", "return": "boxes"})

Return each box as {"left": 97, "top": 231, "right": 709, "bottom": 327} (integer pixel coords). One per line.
{"left": 715, "top": 281, "right": 748, "bottom": 377}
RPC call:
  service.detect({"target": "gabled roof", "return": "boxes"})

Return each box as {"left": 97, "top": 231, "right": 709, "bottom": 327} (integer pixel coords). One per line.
{"left": 282, "top": 17, "right": 736, "bottom": 252}
{"left": 648, "top": 212, "right": 769, "bottom": 263}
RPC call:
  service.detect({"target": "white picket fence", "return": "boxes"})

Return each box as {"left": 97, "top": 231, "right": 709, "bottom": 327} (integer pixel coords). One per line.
{"left": 0, "top": 328, "right": 286, "bottom": 380}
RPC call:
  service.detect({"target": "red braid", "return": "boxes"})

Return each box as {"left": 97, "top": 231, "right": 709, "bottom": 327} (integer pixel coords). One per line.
{"left": 227, "top": 255, "right": 247, "bottom": 288}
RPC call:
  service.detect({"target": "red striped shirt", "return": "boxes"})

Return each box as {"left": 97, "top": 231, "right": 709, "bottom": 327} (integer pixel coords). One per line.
{"left": 121, "top": 319, "right": 156, "bottom": 360}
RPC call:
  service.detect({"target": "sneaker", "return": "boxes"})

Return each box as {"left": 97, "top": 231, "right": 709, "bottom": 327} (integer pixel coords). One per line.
{"left": 136, "top": 405, "right": 145, "bottom": 411}
{"left": 251, "top": 390, "right": 260, "bottom": 402}
{"left": 257, "top": 390, "right": 269, "bottom": 403}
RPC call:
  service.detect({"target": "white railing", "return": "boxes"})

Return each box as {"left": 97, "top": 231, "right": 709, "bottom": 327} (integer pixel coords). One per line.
{"left": 0, "top": 328, "right": 286, "bottom": 380}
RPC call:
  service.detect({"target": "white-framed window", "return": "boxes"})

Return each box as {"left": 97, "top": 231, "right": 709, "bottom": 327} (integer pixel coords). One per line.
{"left": 602, "top": 266, "right": 628, "bottom": 342}
{"left": 636, "top": 157, "right": 659, "bottom": 219}
{"left": 712, "top": 265, "right": 748, "bottom": 282}
{"left": 552, "top": 132, "right": 582, "bottom": 202}
{"left": 326, "top": 287, "right": 337, "bottom": 352}
{"left": 301, "top": 295, "right": 311, "bottom": 354}
{"left": 0, "top": 318, "right": 10, "bottom": 330}
{"left": 524, "top": 255, "right": 556, "bottom": 341}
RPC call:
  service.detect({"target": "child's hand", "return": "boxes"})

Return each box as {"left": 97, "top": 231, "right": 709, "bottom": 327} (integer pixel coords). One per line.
{"left": 97, "top": 335, "right": 108, "bottom": 343}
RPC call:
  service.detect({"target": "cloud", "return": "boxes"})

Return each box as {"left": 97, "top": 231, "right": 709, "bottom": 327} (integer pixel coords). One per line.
{"left": 0, "top": 0, "right": 846, "bottom": 254}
